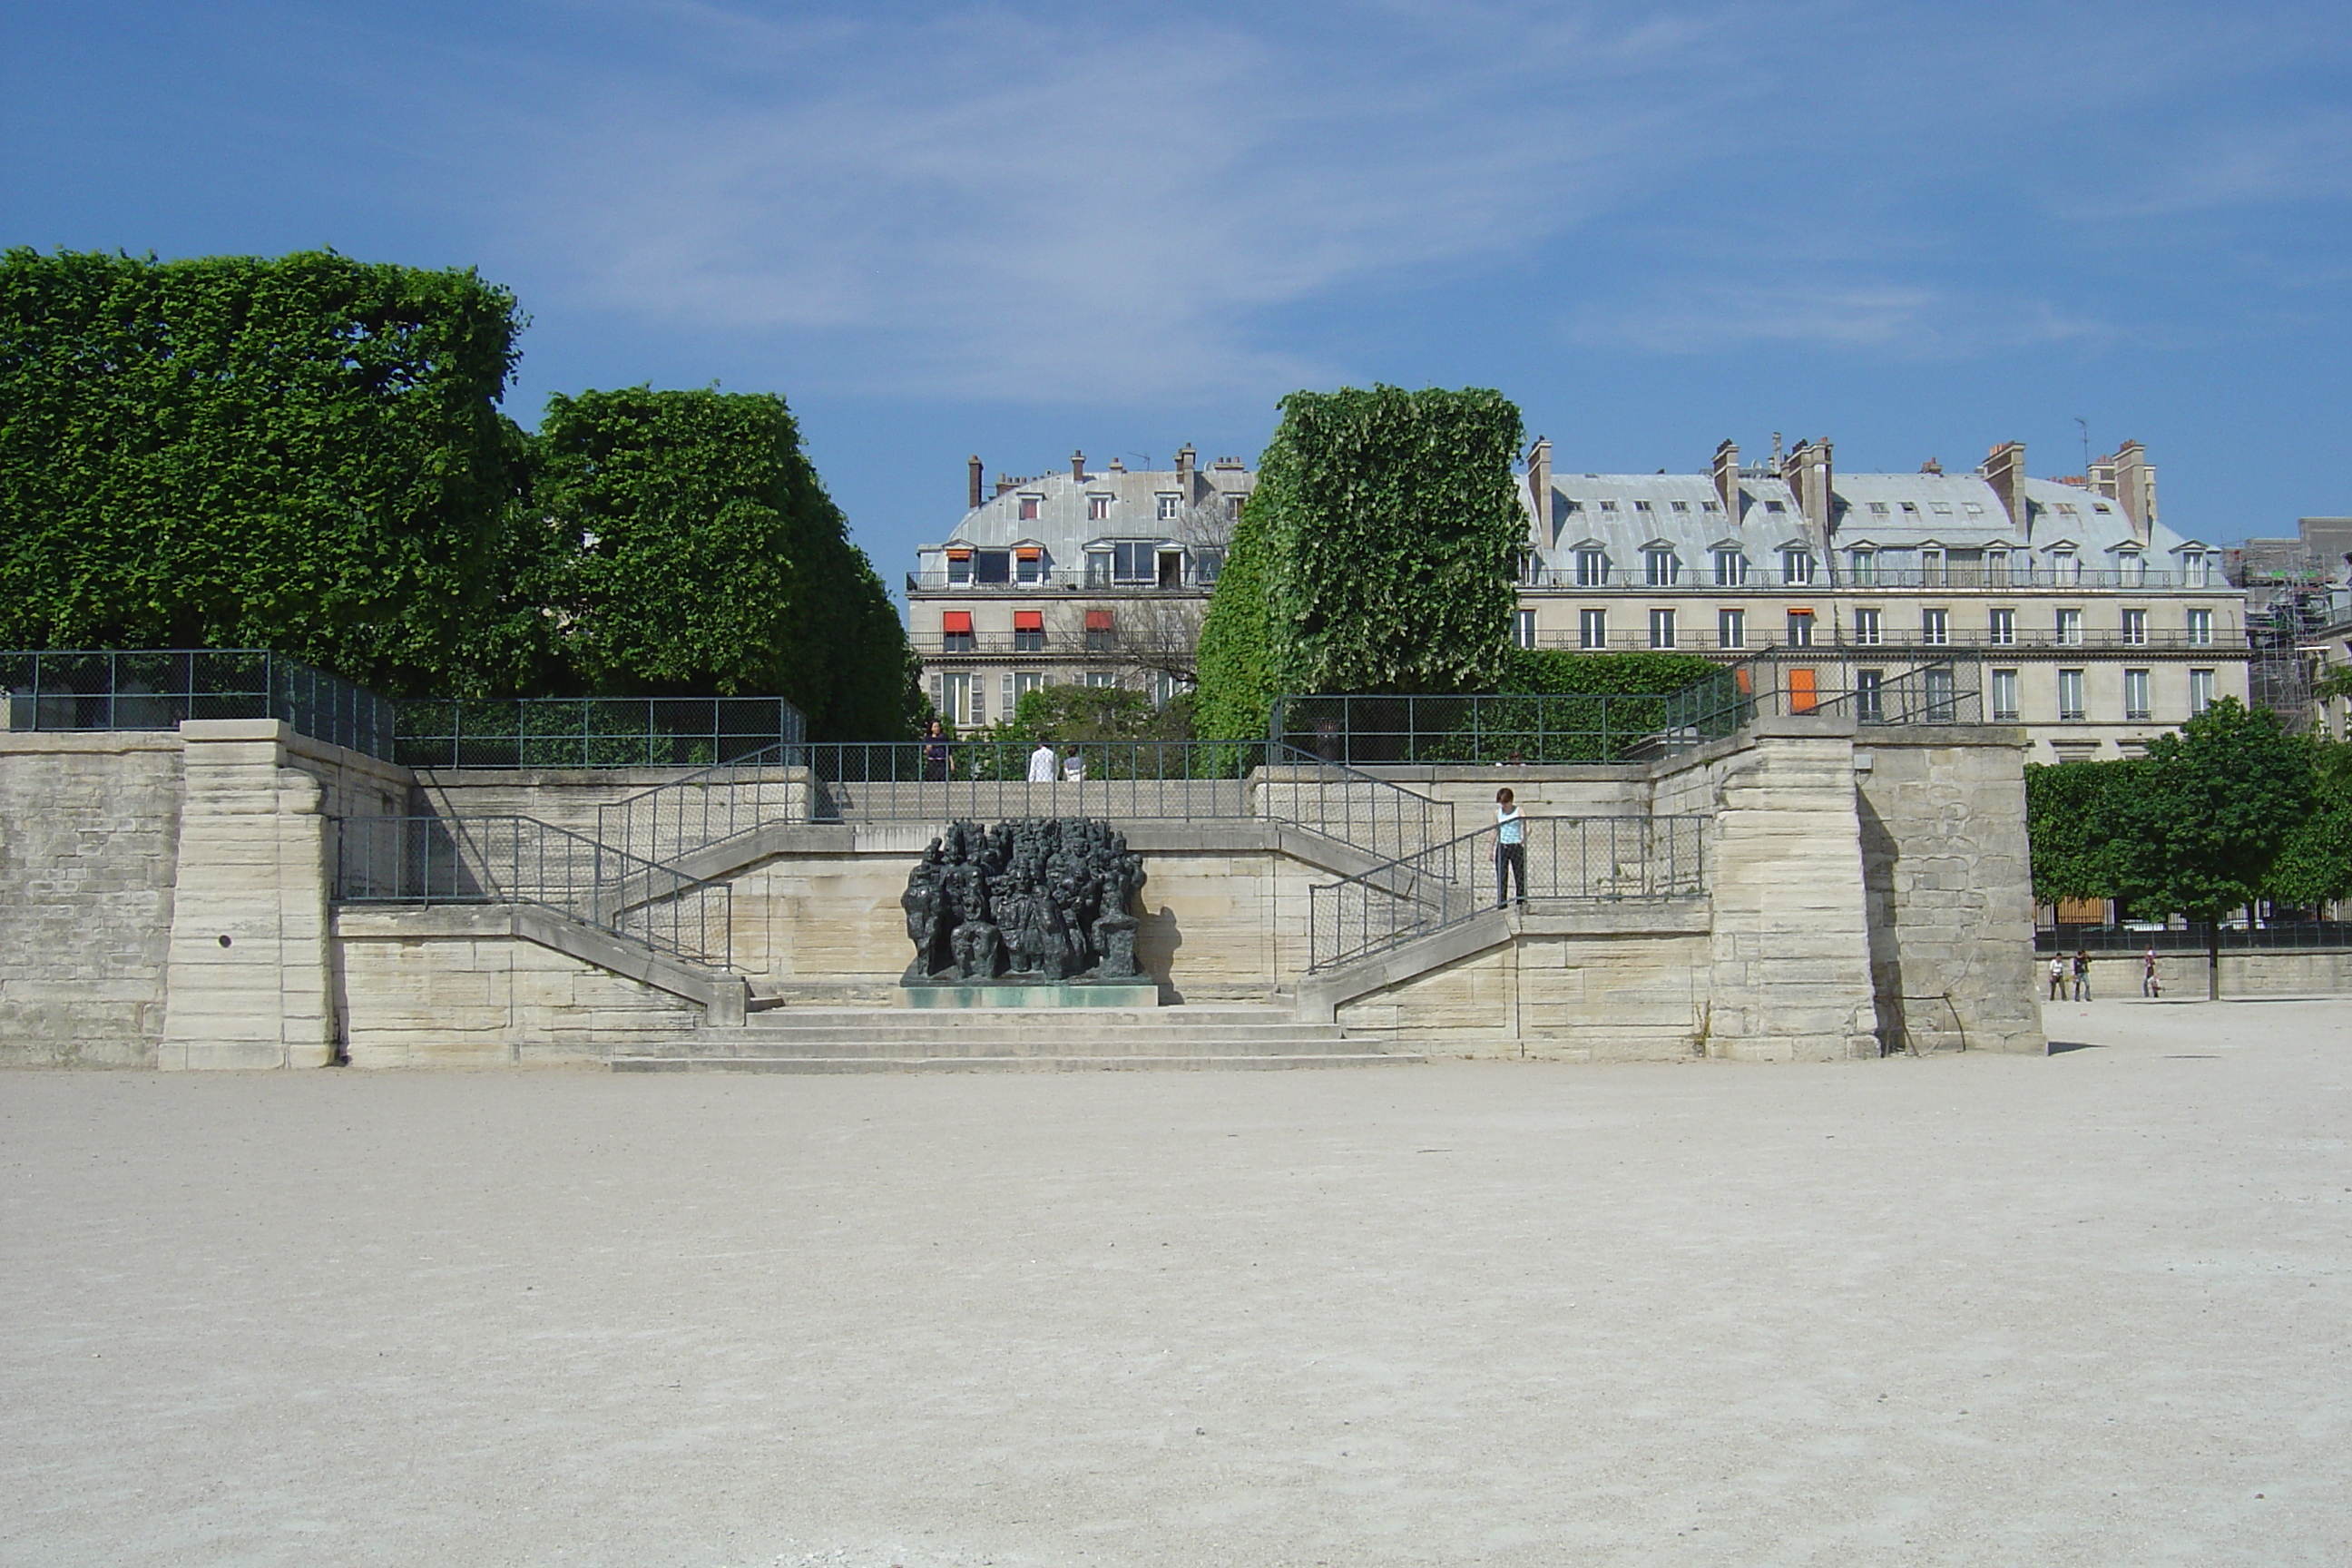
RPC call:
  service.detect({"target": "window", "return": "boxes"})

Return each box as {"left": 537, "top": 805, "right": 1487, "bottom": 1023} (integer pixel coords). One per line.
{"left": 1671, "top": 500, "right": 1690, "bottom": 514}
{"left": 2123, "top": 668, "right": 2151, "bottom": 720}
{"left": 1158, "top": 551, "right": 1183, "bottom": 589}
{"left": 1015, "top": 547, "right": 1044, "bottom": 584}
{"left": 1713, "top": 549, "right": 1747, "bottom": 586}
{"left": 1195, "top": 548, "right": 1224, "bottom": 585}
{"left": 2093, "top": 503, "right": 2112, "bottom": 514}
{"left": 2051, "top": 549, "right": 2079, "bottom": 583}
{"left": 1014, "top": 670, "right": 1044, "bottom": 704}
{"left": 1634, "top": 500, "right": 1653, "bottom": 514}
{"left": 974, "top": 549, "right": 1011, "bottom": 584}
{"left": 1991, "top": 669, "right": 2019, "bottom": 721}
{"left": 1599, "top": 499, "right": 1619, "bottom": 514}
{"left": 1781, "top": 548, "right": 1814, "bottom": 585}
{"left": 1575, "top": 549, "right": 1609, "bottom": 587}
{"left": 1901, "top": 502, "right": 1921, "bottom": 517}
{"left": 1018, "top": 495, "right": 1041, "bottom": 522}
{"left": 1924, "top": 667, "right": 1955, "bottom": 722}
{"left": 1764, "top": 500, "right": 1786, "bottom": 514}
{"left": 1868, "top": 501, "right": 1890, "bottom": 517}
{"left": 1514, "top": 609, "right": 1536, "bottom": 650}
{"left": 1931, "top": 502, "right": 1953, "bottom": 515}
{"left": 946, "top": 549, "right": 974, "bottom": 586}
{"left": 1719, "top": 608, "right": 1745, "bottom": 649}
{"left": 1112, "top": 542, "right": 1154, "bottom": 583}
{"left": 940, "top": 611, "right": 975, "bottom": 654}
{"left": 1848, "top": 550, "right": 1876, "bottom": 584}
{"left": 1648, "top": 608, "right": 1676, "bottom": 649}
{"left": 1921, "top": 548, "right": 1945, "bottom": 587}
{"left": 2122, "top": 609, "right": 2147, "bottom": 647}
{"left": 2189, "top": 668, "right": 2215, "bottom": 715}
{"left": 937, "top": 671, "right": 977, "bottom": 728}
{"left": 1084, "top": 608, "right": 1115, "bottom": 652}
{"left": 1787, "top": 610, "right": 1815, "bottom": 648}
{"left": 1853, "top": 608, "right": 1881, "bottom": 646}
{"left": 1156, "top": 494, "right": 1181, "bottom": 521}
{"left": 1988, "top": 608, "right": 2015, "bottom": 646}
{"left": 1579, "top": 609, "right": 1608, "bottom": 650}
{"left": 1084, "top": 550, "right": 1111, "bottom": 586}
{"left": 2055, "top": 609, "right": 2082, "bottom": 646}
{"left": 2058, "top": 669, "right": 2085, "bottom": 721}
{"left": 1984, "top": 550, "right": 2010, "bottom": 585}
{"left": 2183, "top": 551, "right": 2211, "bottom": 588}
{"left": 1085, "top": 671, "right": 1117, "bottom": 689}
{"left": 2186, "top": 609, "right": 2212, "bottom": 647}
{"left": 1921, "top": 608, "right": 1948, "bottom": 647}
{"left": 1645, "top": 548, "right": 1680, "bottom": 586}
{"left": 1225, "top": 494, "right": 1244, "bottom": 520}
{"left": 1012, "top": 609, "right": 1044, "bottom": 653}
{"left": 1088, "top": 495, "right": 1111, "bottom": 522}
{"left": 1701, "top": 500, "right": 1721, "bottom": 514}
{"left": 2118, "top": 551, "right": 2145, "bottom": 586}
{"left": 1964, "top": 502, "right": 1984, "bottom": 516}
{"left": 1855, "top": 669, "right": 1884, "bottom": 723}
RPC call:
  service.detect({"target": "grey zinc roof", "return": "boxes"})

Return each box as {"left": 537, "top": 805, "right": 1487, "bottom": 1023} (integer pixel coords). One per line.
{"left": 917, "top": 461, "right": 1254, "bottom": 567}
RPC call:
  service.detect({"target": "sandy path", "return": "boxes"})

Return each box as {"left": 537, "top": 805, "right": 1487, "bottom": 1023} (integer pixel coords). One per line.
{"left": 4, "top": 997, "right": 2347, "bottom": 1566}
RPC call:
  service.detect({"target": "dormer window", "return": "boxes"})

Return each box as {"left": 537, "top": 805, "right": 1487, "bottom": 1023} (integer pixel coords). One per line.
{"left": 2181, "top": 549, "right": 2210, "bottom": 587}
{"left": 1964, "top": 502, "right": 1985, "bottom": 516}
{"left": 1088, "top": 495, "right": 1112, "bottom": 522}
{"left": 1781, "top": 548, "right": 1814, "bottom": 585}
{"left": 1644, "top": 547, "right": 1680, "bottom": 586}
{"left": 1224, "top": 494, "right": 1244, "bottom": 520}
{"left": 946, "top": 548, "right": 973, "bottom": 586}
{"left": 1764, "top": 500, "right": 1786, "bottom": 514}
{"left": 1671, "top": 500, "right": 1690, "bottom": 513}
{"left": 1900, "top": 502, "right": 1920, "bottom": 515}
{"left": 1575, "top": 549, "right": 1609, "bottom": 587}
{"left": 1015, "top": 546, "right": 1044, "bottom": 584}
{"left": 1635, "top": 500, "right": 1653, "bottom": 514}
{"left": 1868, "top": 502, "right": 1890, "bottom": 517}
{"left": 1931, "top": 502, "right": 1952, "bottom": 514}
{"left": 1018, "top": 495, "right": 1042, "bottom": 522}
{"left": 1156, "top": 494, "right": 1181, "bottom": 521}
{"left": 1701, "top": 500, "right": 1721, "bottom": 513}
{"left": 1112, "top": 542, "right": 1156, "bottom": 583}
{"left": 1713, "top": 548, "right": 1747, "bottom": 587}
{"left": 1848, "top": 548, "right": 1876, "bottom": 585}
{"left": 1599, "top": 500, "right": 1620, "bottom": 514}
{"left": 2093, "top": 503, "right": 2113, "bottom": 514}
{"left": 1563, "top": 499, "right": 1584, "bottom": 514}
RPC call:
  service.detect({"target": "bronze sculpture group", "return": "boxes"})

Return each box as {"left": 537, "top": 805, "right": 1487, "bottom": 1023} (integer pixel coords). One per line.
{"left": 901, "top": 818, "right": 1148, "bottom": 986}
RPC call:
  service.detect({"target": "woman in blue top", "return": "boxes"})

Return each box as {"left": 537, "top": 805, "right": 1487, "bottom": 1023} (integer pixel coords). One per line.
{"left": 1494, "top": 788, "right": 1526, "bottom": 908}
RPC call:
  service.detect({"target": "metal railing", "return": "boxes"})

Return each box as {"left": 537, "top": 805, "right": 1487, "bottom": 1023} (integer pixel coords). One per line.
{"left": 332, "top": 815, "right": 730, "bottom": 967}
{"left": 2038, "top": 921, "right": 2352, "bottom": 955}
{"left": 594, "top": 741, "right": 812, "bottom": 869}
{"left": 394, "top": 696, "right": 804, "bottom": 770}
{"left": 1652, "top": 654, "right": 1982, "bottom": 748}
{"left": 1272, "top": 692, "right": 1678, "bottom": 765}
{"left": 1308, "top": 815, "right": 1706, "bottom": 971}
{"left": 1524, "top": 564, "right": 2227, "bottom": 593}
{"left": 0, "top": 649, "right": 395, "bottom": 760}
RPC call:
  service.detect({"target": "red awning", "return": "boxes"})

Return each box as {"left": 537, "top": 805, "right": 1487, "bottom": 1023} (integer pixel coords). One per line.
{"left": 945, "top": 547, "right": 972, "bottom": 560}
{"left": 1014, "top": 610, "right": 1044, "bottom": 632}
{"left": 941, "top": 611, "right": 973, "bottom": 633}
{"left": 1084, "top": 610, "right": 1114, "bottom": 631}
{"left": 1014, "top": 546, "right": 1042, "bottom": 560}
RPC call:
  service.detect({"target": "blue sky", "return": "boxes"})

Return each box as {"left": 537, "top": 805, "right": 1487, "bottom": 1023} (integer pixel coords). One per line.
{"left": 7, "top": 0, "right": 2350, "bottom": 585}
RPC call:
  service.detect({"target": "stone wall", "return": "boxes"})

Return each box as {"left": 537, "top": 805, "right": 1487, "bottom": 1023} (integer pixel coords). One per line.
{"left": 0, "top": 732, "right": 184, "bottom": 1066}
{"left": 2066, "top": 947, "right": 2352, "bottom": 1003}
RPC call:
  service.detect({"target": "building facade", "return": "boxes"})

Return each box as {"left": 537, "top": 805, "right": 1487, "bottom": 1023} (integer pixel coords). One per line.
{"left": 1517, "top": 436, "right": 2249, "bottom": 762}
{"left": 906, "top": 446, "right": 1252, "bottom": 730}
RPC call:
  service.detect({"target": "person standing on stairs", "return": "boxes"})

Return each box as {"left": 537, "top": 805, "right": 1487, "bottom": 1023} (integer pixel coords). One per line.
{"left": 1494, "top": 788, "right": 1527, "bottom": 909}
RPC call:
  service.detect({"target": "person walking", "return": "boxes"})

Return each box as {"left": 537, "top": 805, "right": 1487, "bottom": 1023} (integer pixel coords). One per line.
{"left": 1027, "top": 738, "right": 1058, "bottom": 782}
{"left": 2073, "top": 948, "right": 2092, "bottom": 1001}
{"left": 2048, "top": 953, "right": 2067, "bottom": 1001}
{"left": 1494, "top": 788, "right": 1527, "bottom": 908}
{"left": 922, "top": 719, "right": 948, "bottom": 782}
{"left": 1062, "top": 749, "right": 1085, "bottom": 782}
{"left": 2142, "top": 946, "right": 2161, "bottom": 998}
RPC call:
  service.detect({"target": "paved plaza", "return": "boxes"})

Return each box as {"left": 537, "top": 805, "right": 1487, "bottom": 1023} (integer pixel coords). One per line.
{"left": 5, "top": 999, "right": 2348, "bottom": 1567}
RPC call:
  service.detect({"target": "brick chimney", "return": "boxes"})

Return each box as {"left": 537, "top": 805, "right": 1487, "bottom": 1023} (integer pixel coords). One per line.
{"left": 2110, "top": 439, "right": 2153, "bottom": 538}
{"left": 1072, "top": 450, "right": 1087, "bottom": 484}
{"left": 995, "top": 472, "right": 1016, "bottom": 498}
{"left": 1176, "top": 444, "right": 1197, "bottom": 498}
{"left": 968, "top": 455, "right": 984, "bottom": 511}
{"left": 1712, "top": 440, "right": 1740, "bottom": 520}
{"left": 1982, "top": 441, "right": 2027, "bottom": 534}
{"left": 1525, "top": 436, "right": 1553, "bottom": 541}
{"left": 1787, "top": 437, "right": 1834, "bottom": 540}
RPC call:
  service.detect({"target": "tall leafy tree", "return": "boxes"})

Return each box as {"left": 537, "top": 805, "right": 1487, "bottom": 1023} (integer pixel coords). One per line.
{"left": 2265, "top": 738, "right": 2352, "bottom": 911}
{"left": 0, "top": 249, "right": 524, "bottom": 694}
{"left": 1195, "top": 386, "right": 1524, "bottom": 740}
{"left": 2024, "top": 758, "right": 2143, "bottom": 906}
{"left": 2111, "top": 699, "right": 2313, "bottom": 998}
{"left": 531, "top": 387, "right": 915, "bottom": 738}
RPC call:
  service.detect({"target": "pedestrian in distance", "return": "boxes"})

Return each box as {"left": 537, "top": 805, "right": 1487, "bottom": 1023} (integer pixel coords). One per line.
{"left": 1062, "top": 749, "right": 1085, "bottom": 782}
{"left": 1027, "top": 738, "right": 1058, "bottom": 782}
{"left": 1494, "top": 788, "right": 1527, "bottom": 908}
{"left": 2049, "top": 953, "right": 2067, "bottom": 1001}
{"left": 2073, "top": 948, "right": 2092, "bottom": 1001}
{"left": 2142, "top": 946, "right": 2161, "bottom": 998}
{"left": 922, "top": 719, "right": 949, "bottom": 782}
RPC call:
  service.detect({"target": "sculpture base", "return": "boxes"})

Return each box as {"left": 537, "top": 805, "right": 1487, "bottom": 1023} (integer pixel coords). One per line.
{"left": 902, "top": 984, "right": 1161, "bottom": 1010}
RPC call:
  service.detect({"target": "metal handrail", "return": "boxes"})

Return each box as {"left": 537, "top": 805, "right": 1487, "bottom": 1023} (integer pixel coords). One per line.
{"left": 1, "top": 648, "right": 395, "bottom": 760}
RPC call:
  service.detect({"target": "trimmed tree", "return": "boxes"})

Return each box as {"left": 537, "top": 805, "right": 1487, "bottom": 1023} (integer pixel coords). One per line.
{"left": 2111, "top": 699, "right": 2313, "bottom": 999}
{"left": 2265, "top": 738, "right": 2352, "bottom": 912}
{"left": 531, "top": 387, "right": 916, "bottom": 739}
{"left": 2024, "top": 758, "right": 2141, "bottom": 907}
{"left": 0, "top": 248, "right": 525, "bottom": 695}
{"left": 1194, "top": 386, "right": 1524, "bottom": 740}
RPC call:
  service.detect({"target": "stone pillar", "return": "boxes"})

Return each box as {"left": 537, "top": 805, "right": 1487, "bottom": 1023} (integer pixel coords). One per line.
{"left": 159, "top": 720, "right": 337, "bottom": 1069}
{"left": 1700, "top": 719, "right": 1880, "bottom": 1061}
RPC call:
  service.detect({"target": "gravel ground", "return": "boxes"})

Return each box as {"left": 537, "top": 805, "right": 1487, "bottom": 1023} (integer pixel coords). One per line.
{"left": 4, "top": 998, "right": 2348, "bottom": 1567}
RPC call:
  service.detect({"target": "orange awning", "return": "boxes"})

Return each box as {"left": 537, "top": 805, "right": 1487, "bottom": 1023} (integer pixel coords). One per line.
{"left": 945, "top": 547, "right": 972, "bottom": 560}
{"left": 1014, "top": 610, "right": 1044, "bottom": 632}
{"left": 941, "top": 611, "right": 973, "bottom": 633}
{"left": 1788, "top": 667, "right": 1818, "bottom": 713}
{"left": 1014, "top": 546, "right": 1042, "bottom": 560}
{"left": 1084, "top": 610, "right": 1114, "bottom": 632}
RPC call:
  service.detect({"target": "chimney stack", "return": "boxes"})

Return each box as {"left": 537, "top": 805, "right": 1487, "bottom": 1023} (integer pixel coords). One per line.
{"left": 995, "top": 473, "right": 1016, "bottom": 498}
{"left": 1712, "top": 439, "right": 1740, "bottom": 520}
{"left": 1524, "top": 437, "right": 1553, "bottom": 541}
{"left": 968, "top": 455, "right": 984, "bottom": 511}
{"left": 1072, "top": 449, "right": 1086, "bottom": 484}
{"left": 1982, "top": 441, "right": 2027, "bottom": 534}
{"left": 1920, "top": 456, "right": 1942, "bottom": 475}
{"left": 2110, "top": 439, "right": 2153, "bottom": 538}
{"left": 1176, "top": 443, "right": 1197, "bottom": 497}
{"left": 1769, "top": 431, "right": 1784, "bottom": 476}
{"left": 1787, "top": 437, "right": 1835, "bottom": 540}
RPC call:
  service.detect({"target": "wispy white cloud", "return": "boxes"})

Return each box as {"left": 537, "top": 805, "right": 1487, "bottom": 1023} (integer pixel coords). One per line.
{"left": 2068, "top": 110, "right": 2352, "bottom": 219}
{"left": 1571, "top": 281, "right": 2114, "bottom": 358}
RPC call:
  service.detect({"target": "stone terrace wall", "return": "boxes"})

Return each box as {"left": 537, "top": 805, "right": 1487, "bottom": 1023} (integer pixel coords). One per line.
{"left": 0, "top": 732, "right": 185, "bottom": 1066}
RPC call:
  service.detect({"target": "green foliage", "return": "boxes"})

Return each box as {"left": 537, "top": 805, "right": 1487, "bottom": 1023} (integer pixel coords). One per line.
{"left": 1193, "top": 386, "right": 1524, "bottom": 739}
{"left": 0, "top": 248, "right": 525, "bottom": 696}
{"left": 986, "top": 683, "right": 1194, "bottom": 746}
{"left": 2110, "top": 699, "right": 2313, "bottom": 924}
{"left": 2312, "top": 666, "right": 2352, "bottom": 704}
{"left": 1498, "top": 649, "right": 1719, "bottom": 696}
{"left": 531, "top": 387, "right": 912, "bottom": 738}
{"left": 2024, "top": 759, "right": 2142, "bottom": 904}
{"left": 2266, "top": 739, "right": 2352, "bottom": 907}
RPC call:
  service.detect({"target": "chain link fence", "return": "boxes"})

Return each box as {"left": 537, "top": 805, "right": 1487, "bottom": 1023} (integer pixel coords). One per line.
{"left": 1, "top": 649, "right": 395, "bottom": 760}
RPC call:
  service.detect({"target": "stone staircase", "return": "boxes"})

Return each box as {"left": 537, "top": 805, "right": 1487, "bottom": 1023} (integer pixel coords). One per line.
{"left": 611, "top": 1004, "right": 1423, "bottom": 1073}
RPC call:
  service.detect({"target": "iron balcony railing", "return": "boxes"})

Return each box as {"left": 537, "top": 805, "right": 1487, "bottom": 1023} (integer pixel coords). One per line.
{"left": 2037, "top": 921, "right": 2352, "bottom": 955}
{"left": 0, "top": 649, "right": 395, "bottom": 760}
{"left": 1308, "top": 815, "right": 1706, "bottom": 971}
{"left": 1524, "top": 630, "right": 2239, "bottom": 656}
{"left": 1523, "top": 565, "right": 2227, "bottom": 593}
{"left": 332, "top": 815, "right": 731, "bottom": 968}
{"left": 393, "top": 696, "right": 805, "bottom": 770}
{"left": 905, "top": 572, "right": 1214, "bottom": 596}
{"left": 1653, "top": 654, "right": 1983, "bottom": 746}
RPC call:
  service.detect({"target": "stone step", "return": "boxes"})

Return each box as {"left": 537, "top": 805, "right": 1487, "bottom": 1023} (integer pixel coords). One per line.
{"left": 630, "top": 1030, "right": 1372, "bottom": 1059}
{"left": 613, "top": 1051, "right": 1425, "bottom": 1073}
